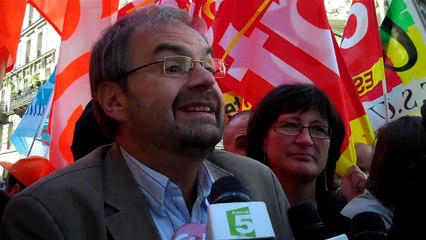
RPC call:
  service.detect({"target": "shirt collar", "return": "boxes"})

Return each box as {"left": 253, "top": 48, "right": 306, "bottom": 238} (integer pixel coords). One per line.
{"left": 120, "top": 147, "right": 214, "bottom": 215}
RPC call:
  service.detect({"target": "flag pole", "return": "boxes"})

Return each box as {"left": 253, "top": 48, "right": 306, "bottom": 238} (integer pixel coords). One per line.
{"left": 26, "top": 81, "right": 54, "bottom": 158}
{"left": 377, "top": 0, "right": 390, "bottom": 124}
{"left": 26, "top": 105, "right": 48, "bottom": 157}
{"left": 381, "top": 76, "right": 390, "bottom": 123}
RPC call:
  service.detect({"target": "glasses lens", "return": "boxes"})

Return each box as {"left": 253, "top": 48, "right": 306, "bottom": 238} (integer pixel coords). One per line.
{"left": 164, "top": 56, "right": 193, "bottom": 77}
{"left": 275, "top": 122, "right": 331, "bottom": 139}
{"left": 163, "top": 56, "right": 226, "bottom": 78}
{"left": 275, "top": 122, "right": 301, "bottom": 136}
{"left": 309, "top": 126, "right": 331, "bottom": 139}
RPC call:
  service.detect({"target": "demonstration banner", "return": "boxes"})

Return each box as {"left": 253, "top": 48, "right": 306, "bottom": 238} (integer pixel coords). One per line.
{"left": 16, "top": 0, "right": 373, "bottom": 174}
{"left": 343, "top": 0, "right": 426, "bottom": 131}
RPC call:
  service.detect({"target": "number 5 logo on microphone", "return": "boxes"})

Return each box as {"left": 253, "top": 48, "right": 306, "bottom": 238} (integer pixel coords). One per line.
{"left": 226, "top": 206, "right": 256, "bottom": 238}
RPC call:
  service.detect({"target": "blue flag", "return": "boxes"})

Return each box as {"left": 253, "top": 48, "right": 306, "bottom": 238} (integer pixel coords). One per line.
{"left": 10, "top": 68, "right": 56, "bottom": 158}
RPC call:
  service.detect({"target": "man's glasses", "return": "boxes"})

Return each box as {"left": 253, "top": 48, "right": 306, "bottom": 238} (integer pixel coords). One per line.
{"left": 273, "top": 122, "right": 332, "bottom": 139}
{"left": 124, "top": 55, "right": 227, "bottom": 78}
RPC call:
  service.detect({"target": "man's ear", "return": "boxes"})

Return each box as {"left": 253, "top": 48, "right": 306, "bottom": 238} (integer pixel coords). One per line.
{"left": 97, "top": 82, "right": 128, "bottom": 122}
{"left": 6, "top": 183, "right": 22, "bottom": 199}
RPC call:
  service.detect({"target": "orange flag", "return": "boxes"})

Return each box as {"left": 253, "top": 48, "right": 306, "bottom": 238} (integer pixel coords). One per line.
{"left": 0, "top": 0, "right": 27, "bottom": 73}
{"left": 38, "top": 0, "right": 186, "bottom": 169}
{"left": 40, "top": 0, "right": 119, "bottom": 169}
{"left": 28, "top": 0, "right": 67, "bottom": 35}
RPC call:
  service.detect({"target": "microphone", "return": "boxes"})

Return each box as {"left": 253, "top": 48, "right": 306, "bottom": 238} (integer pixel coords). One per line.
{"left": 287, "top": 202, "right": 326, "bottom": 240}
{"left": 287, "top": 202, "right": 348, "bottom": 240}
{"left": 208, "top": 175, "right": 251, "bottom": 204}
{"left": 206, "top": 176, "right": 275, "bottom": 239}
{"left": 350, "top": 212, "right": 387, "bottom": 240}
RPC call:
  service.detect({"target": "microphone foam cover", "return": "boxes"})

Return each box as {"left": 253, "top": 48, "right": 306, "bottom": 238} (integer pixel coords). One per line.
{"left": 208, "top": 176, "right": 251, "bottom": 204}
{"left": 287, "top": 202, "right": 325, "bottom": 239}
{"left": 351, "top": 211, "right": 387, "bottom": 239}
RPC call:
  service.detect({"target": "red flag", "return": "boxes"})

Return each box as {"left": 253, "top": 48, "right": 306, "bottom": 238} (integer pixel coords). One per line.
{"left": 340, "top": 0, "right": 426, "bottom": 144}
{"left": 0, "top": 0, "right": 26, "bottom": 73}
{"left": 338, "top": 0, "right": 379, "bottom": 160}
{"left": 46, "top": 0, "right": 119, "bottom": 169}
{"left": 211, "top": 0, "right": 366, "bottom": 175}
{"left": 340, "top": 0, "right": 386, "bottom": 100}
{"left": 366, "top": 0, "right": 426, "bottom": 131}
{"left": 28, "top": 0, "right": 67, "bottom": 35}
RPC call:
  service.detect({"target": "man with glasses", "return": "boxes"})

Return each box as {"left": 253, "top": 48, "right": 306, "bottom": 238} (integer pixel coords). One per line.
{"left": 1, "top": 5, "right": 293, "bottom": 239}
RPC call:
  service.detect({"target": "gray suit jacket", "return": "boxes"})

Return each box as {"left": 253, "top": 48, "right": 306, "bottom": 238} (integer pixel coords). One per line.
{"left": 0, "top": 144, "right": 293, "bottom": 240}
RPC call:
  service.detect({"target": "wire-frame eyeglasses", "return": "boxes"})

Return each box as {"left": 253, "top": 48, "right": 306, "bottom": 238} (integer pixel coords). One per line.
{"left": 122, "top": 55, "right": 227, "bottom": 79}
{"left": 273, "top": 122, "right": 332, "bottom": 139}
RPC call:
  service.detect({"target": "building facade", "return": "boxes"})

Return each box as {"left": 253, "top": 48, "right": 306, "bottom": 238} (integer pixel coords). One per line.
{"left": 0, "top": 4, "right": 60, "bottom": 162}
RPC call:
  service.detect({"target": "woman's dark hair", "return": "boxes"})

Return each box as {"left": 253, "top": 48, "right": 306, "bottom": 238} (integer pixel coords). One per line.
{"left": 246, "top": 83, "right": 345, "bottom": 190}
{"left": 387, "top": 101, "right": 426, "bottom": 238}
{"left": 366, "top": 115, "right": 426, "bottom": 206}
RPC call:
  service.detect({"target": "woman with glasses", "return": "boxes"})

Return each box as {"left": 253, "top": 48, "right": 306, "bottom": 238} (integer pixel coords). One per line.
{"left": 246, "top": 83, "right": 351, "bottom": 238}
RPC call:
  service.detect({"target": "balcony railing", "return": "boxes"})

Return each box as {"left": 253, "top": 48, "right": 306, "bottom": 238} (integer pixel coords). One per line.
{"left": 2, "top": 49, "right": 56, "bottom": 117}
{"left": 9, "top": 87, "right": 39, "bottom": 111}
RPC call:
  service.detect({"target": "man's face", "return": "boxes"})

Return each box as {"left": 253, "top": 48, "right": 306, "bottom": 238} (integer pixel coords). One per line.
{"left": 120, "top": 22, "right": 225, "bottom": 156}
{"left": 223, "top": 112, "right": 251, "bottom": 156}
{"left": 4, "top": 173, "right": 19, "bottom": 199}
{"left": 355, "top": 143, "right": 373, "bottom": 175}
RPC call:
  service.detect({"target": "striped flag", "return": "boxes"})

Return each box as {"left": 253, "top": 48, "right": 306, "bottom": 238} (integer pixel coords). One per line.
{"left": 343, "top": 0, "right": 426, "bottom": 131}
{"left": 29, "top": 0, "right": 120, "bottom": 169}
{"left": 364, "top": 0, "right": 426, "bottom": 130}
{"left": 34, "top": 0, "right": 189, "bottom": 168}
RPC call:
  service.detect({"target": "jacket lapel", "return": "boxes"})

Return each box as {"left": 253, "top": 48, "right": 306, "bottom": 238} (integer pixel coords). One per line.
{"left": 100, "top": 147, "right": 234, "bottom": 240}
{"left": 204, "top": 160, "right": 233, "bottom": 181}
{"left": 103, "top": 145, "right": 161, "bottom": 240}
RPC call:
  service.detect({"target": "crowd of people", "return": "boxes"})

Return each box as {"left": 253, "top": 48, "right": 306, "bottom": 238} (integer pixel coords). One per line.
{"left": 0, "top": 4, "right": 424, "bottom": 240}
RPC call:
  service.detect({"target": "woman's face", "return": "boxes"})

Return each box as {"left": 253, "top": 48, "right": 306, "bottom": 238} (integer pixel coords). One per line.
{"left": 263, "top": 108, "right": 330, "bottom": 182}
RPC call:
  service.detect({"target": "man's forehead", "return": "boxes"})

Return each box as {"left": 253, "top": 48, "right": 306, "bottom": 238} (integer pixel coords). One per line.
{"left": 130, "top": 23, "right": 211, "bottom": 56}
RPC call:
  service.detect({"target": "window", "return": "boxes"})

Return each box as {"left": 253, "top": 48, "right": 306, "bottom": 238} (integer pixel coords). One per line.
{"left": 25, "top": 40, "right": 31, "bottom": 64}
{"left": 37, "top": 32, "right": 43, "bottom": 57}
{"left": 28, "top": 6, "right": 34, "bottom": 25}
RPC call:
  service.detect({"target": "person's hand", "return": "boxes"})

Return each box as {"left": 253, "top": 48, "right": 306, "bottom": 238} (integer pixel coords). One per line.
{"left": 340, "top": 165, "right": 367, "bottom": 202}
